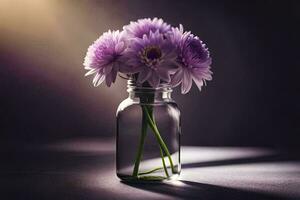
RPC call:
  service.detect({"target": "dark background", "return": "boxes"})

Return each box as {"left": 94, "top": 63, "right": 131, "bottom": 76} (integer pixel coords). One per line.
{"left": 1, "top": 0, "right": 299, "bottom": 149}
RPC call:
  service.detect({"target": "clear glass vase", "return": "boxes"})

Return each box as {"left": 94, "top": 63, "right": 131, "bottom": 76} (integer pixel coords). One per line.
{"left": 116, "top": 80, "right": 181, "bottom": 182}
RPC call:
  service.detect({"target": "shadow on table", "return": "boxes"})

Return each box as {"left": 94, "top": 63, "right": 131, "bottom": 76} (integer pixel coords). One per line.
{"left": 122, "top": 180, "right": 293, "bottom": 200}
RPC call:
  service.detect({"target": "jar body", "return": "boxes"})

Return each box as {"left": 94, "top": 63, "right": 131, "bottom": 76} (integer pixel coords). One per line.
{"left": 116, "top": 89, "right": 181, "bottom": 181}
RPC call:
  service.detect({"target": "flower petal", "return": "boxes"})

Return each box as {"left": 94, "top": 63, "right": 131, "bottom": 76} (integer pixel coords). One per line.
{"left": 181, "top": 69, "right": 192, "bottom": 94}
{"left": 85, "top": 68, "right": 98, "bottom": 76}
{"left": 115, "top": 41, "right": 125, "bottom": 53}
{"left": 148, "top": 72, "right": 160, "bottom": 87}
{"left": 157, "top": 68, "right": 171, "bottom": 82}
{"left": 111, "top": 68, "right": 118, "bottom": 83}
{"left": 192, "top": 73, "right": 204, "bottom": 91}
{"left": 105, "top": 73, "right": 113, "bottom": 87}
{"left": 93, "top": 73, "right": 105, "bottom": 86}
{"left": 104, "top": 64, "right": 113, "bottom": 75}
{"left": 160, "top": 60, "right": 178, "bottom": 74}
{"left": 193, "top": 67, "right": 213, "bottom": 81}
{"left": 119, "top": 65, "right": 142, "bottom": 74}
{"left": 171, "top": 68, "right": 183, "bottom": 87}
{"left": 137, "top": 68, "right": 151, "bottom": 83}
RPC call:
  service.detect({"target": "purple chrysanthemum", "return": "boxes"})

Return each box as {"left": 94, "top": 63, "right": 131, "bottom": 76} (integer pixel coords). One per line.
{"left": 124, "top": 18, "right": 171, "bottom": 39}
{"left": 124, "top": 30, "right": 178, "bottom": 87}
{"left": 84, "top": 30, "right": 127, "bottom": 87}
{"left": 171, "top": 25, "right": 212, "bottom": 94}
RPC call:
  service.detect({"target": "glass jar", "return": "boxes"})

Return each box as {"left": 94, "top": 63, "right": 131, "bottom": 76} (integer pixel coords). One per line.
{"left": 116, "top": 80, "right": 181, "bottom": 182}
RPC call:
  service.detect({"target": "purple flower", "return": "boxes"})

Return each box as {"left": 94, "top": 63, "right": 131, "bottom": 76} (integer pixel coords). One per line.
{"left": 171, "top": 25, "right": 212, "bottom": 94}
{"left": 83, "top": 18, "right": 213, "bottom": 92}
{"left": 124, "top": 18, "right": 171, "bottom": 39}
{"left": 125, "top": 30, "right": 178, "bottom": 87}
{"left": 83, "top": 30, "right": 127, "bottom": 87}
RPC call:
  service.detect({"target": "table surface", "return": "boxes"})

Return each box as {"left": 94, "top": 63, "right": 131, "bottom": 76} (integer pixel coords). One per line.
{"left": 1, "top": 139, "right": 300, "bottom": 200}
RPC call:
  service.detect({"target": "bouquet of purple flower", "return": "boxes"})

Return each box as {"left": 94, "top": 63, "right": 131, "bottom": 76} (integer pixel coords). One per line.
{"left": 84, "top": 18, "right": 212, "bottom": 181}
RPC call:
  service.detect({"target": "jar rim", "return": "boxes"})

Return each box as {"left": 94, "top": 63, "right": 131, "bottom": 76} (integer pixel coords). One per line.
{"left": 127, "top": 79, "right": 172, "bottom": 93}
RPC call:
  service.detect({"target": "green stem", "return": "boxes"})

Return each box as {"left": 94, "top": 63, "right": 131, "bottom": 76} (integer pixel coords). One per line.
{"left": 138, "top": 167, "right": 163, "bottom": 175}
{"left": 132, "top": 106, "right": 148, "bottom": 177}
{"left": 159, "top": 146, "right": 170, "bottom": 177}
{"left": 140, "top": 105, "right": 169, "bottom": 178}
{"left": 142, "top": 106, "right": 176, "bottom": 173}
{"left": 150, "top": 106, "right": 169, "bottom": 177}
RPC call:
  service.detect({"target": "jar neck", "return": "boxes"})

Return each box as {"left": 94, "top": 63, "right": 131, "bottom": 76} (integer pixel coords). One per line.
{"left": 127, "top": 80, "right": 172, "bottom": 103}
